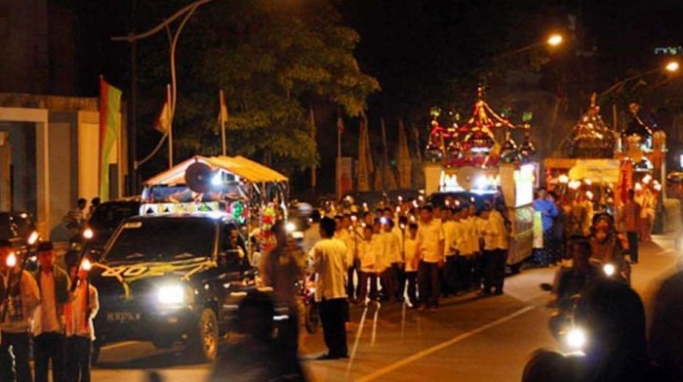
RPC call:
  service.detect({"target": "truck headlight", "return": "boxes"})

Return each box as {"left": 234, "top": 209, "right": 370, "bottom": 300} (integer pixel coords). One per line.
{"left": 158, "top": 285, "right": 185, "bottom": 305}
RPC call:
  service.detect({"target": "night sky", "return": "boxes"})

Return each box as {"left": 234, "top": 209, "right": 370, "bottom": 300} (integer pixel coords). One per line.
{"left": 70, "top": 0, "right": 683, "bottom": 193}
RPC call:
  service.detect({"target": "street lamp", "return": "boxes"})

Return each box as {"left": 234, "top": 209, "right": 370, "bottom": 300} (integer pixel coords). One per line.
{"left": 599, "top": 59, "right": 680, "bottom": 98}
{"left": 547, "top": 34, "right": 563, "bottom": 47}
{"left": 112, "top": 0, "right": 221, "bottom": 169}
{"left": 492, "top": 33, "right": 564, "bottom": 62}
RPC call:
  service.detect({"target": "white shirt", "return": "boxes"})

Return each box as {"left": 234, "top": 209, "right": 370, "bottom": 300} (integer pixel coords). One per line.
{"left": 382, "top": 230, "right": 402, "bottom": 264}
{"left": 416, "top": 219, "right": 444, "bottom": 263}
{"left": 357, "top": 240, "right": 375, "bottom": 273}
{"left": 442, "top": 220, "right": 458, "bottom": 257}
{"left": 370, "top": 235, "right": 386, "bottom": 273}
{"left": 482, "top": 210, "right": 509, "bottom": 251}
{"left": 302, "top": 223, "right": 321, "bottom": 255}
{"left": 65, "top": 283, "right": 99, "bottom": 340}
{"left": 457, "top": 218, "right": 476, "bottom": 256}
{"left": 403, "top": 237, "right": 418, "bottom": 272}
{"left": 39, "top": 271, "right": 62, "bottom": 333}
{"left": 311, "top": 238, "right": 348, "bottom": 302}
{"left": 1, "top": 270, "right": 41, "bottom": 333}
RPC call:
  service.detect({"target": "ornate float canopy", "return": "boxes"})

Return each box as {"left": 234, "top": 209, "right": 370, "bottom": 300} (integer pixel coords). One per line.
{"left": 426, "top": 87, "right": 535, "bottom": 168}
{"left": 561, "top": 93, "right": 616, "bottom": 159}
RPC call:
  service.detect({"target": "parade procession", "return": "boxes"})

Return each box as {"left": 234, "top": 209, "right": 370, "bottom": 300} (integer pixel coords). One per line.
{"left": 3, "top": 1, "right": 683, "bottom": 382}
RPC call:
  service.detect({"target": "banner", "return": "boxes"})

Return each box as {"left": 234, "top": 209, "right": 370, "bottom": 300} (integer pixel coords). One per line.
{"left": 336, "top": 157, "right": 353, "bottom": 198}
{"left": 99, "top": 77, "right": 122, "bottom": 201}
{"left": 397, "top": 119, "right": 412, "bottom": 189}
{"left": 357, "top": 114, "right": 370, "bottom": 191}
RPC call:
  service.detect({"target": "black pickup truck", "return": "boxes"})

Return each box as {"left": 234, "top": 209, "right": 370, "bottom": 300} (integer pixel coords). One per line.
{"left": 89, "top": 213, "right": 260, "bottom": 363}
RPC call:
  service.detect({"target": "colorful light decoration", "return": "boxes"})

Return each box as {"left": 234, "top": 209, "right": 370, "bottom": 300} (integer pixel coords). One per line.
{"left": 426, "top": 87, "right": 535, "bottom": 169}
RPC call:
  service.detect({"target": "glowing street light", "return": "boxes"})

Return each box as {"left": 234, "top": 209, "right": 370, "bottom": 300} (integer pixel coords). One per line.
{"left": 493, "top": 33, "right": 564, "bottom": 62}
{"left": 666, "top": 60, "right": 680, "bottom": 73}
{"left": 600, "top": 60, "right": 681, "bottom": 98}
{"left": 547, "top": 34, "right": 563, "bottom": 47}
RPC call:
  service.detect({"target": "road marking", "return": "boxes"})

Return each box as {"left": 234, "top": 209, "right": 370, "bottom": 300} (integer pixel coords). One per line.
{"left": 101, "top": 341, "right": 139, "bottom": 351}
{"left": 347, "top": 305, "right": 370, "bottom": 374}
{"left": 355, "top": 305, "right": 535, "bottom": 382}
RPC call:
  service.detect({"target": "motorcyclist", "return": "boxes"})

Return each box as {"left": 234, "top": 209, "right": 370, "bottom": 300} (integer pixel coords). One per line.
{"left": 547, "top": 235, "right": 603, "bottom": 344}
{"left": 550, "top": 235, "right": 603, "bottom": 312}
{"left": 589, "top": 213, "right": 630, "bottom": 283}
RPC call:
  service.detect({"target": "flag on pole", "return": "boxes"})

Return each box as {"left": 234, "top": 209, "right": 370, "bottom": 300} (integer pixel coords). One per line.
{"left": 380, "top": 118, "right": 398, "bottom": 190}
{"left": 397, "top": 119, "right": 412, "bottom": 189}
{"left": 337, "top": 115, "right": 345, "bottom": 134}
{"left": 155, "top": 86, "right": 171, "bottom": 133}
{"left": 357, "top": 113, "right": 370, "bottom": 191}
{"left": 219, "top": 90, "right": 229, "bottom": 124}
{"left": 309, "top": 107, "right": 317, "bottom": 188}
{"left": 219, "top": 90, "right": 229, "bottom": 156}
{"left": 98, "top": 77, "right": 122, "bottom": 201}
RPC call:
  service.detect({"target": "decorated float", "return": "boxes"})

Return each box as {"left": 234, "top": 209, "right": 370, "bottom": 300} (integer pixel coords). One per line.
{"left": 140, "top": 155, "right": 289, "bottom": 257}
{"left": 544, "top": 95, "right": 675, "bottom": 232}
{"left": 423, "top": 87, "right": 537, "bottom": 266}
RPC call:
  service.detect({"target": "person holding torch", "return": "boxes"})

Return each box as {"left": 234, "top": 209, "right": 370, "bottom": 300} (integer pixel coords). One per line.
{"left": 65, "top": 257, "right": 99, "bottom": 382}
{"left": 0, "top": 239, "right": 41, "bottom": 382}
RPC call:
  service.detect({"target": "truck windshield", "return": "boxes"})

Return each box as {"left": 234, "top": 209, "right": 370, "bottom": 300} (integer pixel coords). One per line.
{"left": 104, "top": 217, "right": 216, "bottom": 263}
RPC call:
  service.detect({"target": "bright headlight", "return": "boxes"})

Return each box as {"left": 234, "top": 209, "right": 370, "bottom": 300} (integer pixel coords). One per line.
{"left": 565, "top": 327, "right": 587, "bottom": 351}
{"left": 603, "top": 263, "right": 616, "bottom": 277}
{"left": 158, "top": 285, "right": 185, "bottom": 305}
{"left": 285, "top": 222, "right": 296, "bottom": 233}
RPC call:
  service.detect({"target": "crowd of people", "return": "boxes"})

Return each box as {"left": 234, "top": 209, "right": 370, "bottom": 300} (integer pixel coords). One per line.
{"left": 0, "top": 239, "right": 98, "bottom": 382}
{"left": 302, "top": 198, "right": 512, "bottom": 311}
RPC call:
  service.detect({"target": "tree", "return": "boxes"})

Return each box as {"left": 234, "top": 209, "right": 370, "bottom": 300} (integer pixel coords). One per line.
{"left": 135, "top": 0, "right": 379, "bottom": 175}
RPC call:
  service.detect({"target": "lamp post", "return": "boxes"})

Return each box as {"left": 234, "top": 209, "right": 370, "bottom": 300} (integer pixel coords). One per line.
{"left": 597, "top": 60, "right": 679, "bottom": 234}
{"left": 492, "top": 33, "right": 563, "bottom": 62}
{"left": 112, "top": 0, "right": 220, "bottom": 169}
{"left": 598, "top": 59, "right": 680, "bottom": 99}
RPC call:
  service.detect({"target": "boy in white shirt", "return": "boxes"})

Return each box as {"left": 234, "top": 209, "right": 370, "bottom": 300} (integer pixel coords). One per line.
{"left": 357, "top": 225, "right": 378, "bottom": 305}
{"left": 65, "top": 260, "right": 99, "bottom": 382}
{"left": 381, "top": 219, "right": 402, "bottom": 303}
{"left": 403, "top": 223, "right": 419, "bottom": 307}
{"left": 441, "top": 208, "right": 458, "bottom": 297}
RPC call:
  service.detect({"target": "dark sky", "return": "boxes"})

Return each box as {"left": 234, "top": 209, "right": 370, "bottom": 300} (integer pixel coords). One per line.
{"left": 71, "top": 0, "right": 683, "bottom": 191}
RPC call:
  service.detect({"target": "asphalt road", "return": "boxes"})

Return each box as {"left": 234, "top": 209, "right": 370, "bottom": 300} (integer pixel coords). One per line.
{"left": 92, "top": 234, "right": 680, "bottom": 382}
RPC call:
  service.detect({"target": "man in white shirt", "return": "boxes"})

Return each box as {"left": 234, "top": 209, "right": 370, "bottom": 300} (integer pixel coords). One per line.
{"left": 33, "top": 241, "right": 71, "bottom": 382}
{"left": 0, "top": 240, "right": 41, "bottom": 382}
{"left": 302, "top": 210, "right": 322, "bottom": 256}
{"left": 441, "top": 208, "right": 458, "bottom": 297}
{"left": 380, "top": 219, "right": 401, "bottom": 303}
{"left": 311, "top": 217, "right": 349, "bottom": 360}
{"left": 415, "top": 205, "right": 445, "bottom": 311}
{"left": 481, "top": 205, "right": 509, "bottom": 296}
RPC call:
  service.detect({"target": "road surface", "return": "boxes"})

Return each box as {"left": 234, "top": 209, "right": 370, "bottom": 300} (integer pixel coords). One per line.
{"left": 92, "top": 235, "right": 680, "bottom": 382}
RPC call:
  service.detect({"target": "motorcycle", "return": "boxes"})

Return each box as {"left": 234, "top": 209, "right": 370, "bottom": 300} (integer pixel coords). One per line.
{"left": 596, "top": 258, "right": 631, "bottom": 285}
{"left": 298, "top": 274, "right": 319, "bottom": 334}
{"left": 541, "top": 283, "right": 588, "bottom": 355}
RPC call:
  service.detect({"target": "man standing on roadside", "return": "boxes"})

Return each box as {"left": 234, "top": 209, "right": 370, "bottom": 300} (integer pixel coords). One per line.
{"left": 311, "top": 217, "right": 349, "bottom": 360}
{"left": 415, "top": 205, "right": 444, "bottom": 311}
{"left": 0, "top": 240, "right": 41, "bottom": 382}
{"left": 33, "top": 241, "right": 71, "bottom": 382}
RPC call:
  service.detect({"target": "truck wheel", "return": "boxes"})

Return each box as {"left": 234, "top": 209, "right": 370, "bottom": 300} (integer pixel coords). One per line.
{"left": 188, "top": 308, "right": 219, "bottom": 363}
{"left": 304, "top": 303, "right": 319, "bottom": 334}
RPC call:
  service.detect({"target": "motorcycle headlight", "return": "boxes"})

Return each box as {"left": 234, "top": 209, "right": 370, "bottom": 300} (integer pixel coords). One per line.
{"left": 603, "top": 263, "right": 616, "bottom": 277}
{"left": 565, "top": 327, "right": 587, "bottom": 351}
{"left": 158, "top": 285, "right": 185, "bottom": 305}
